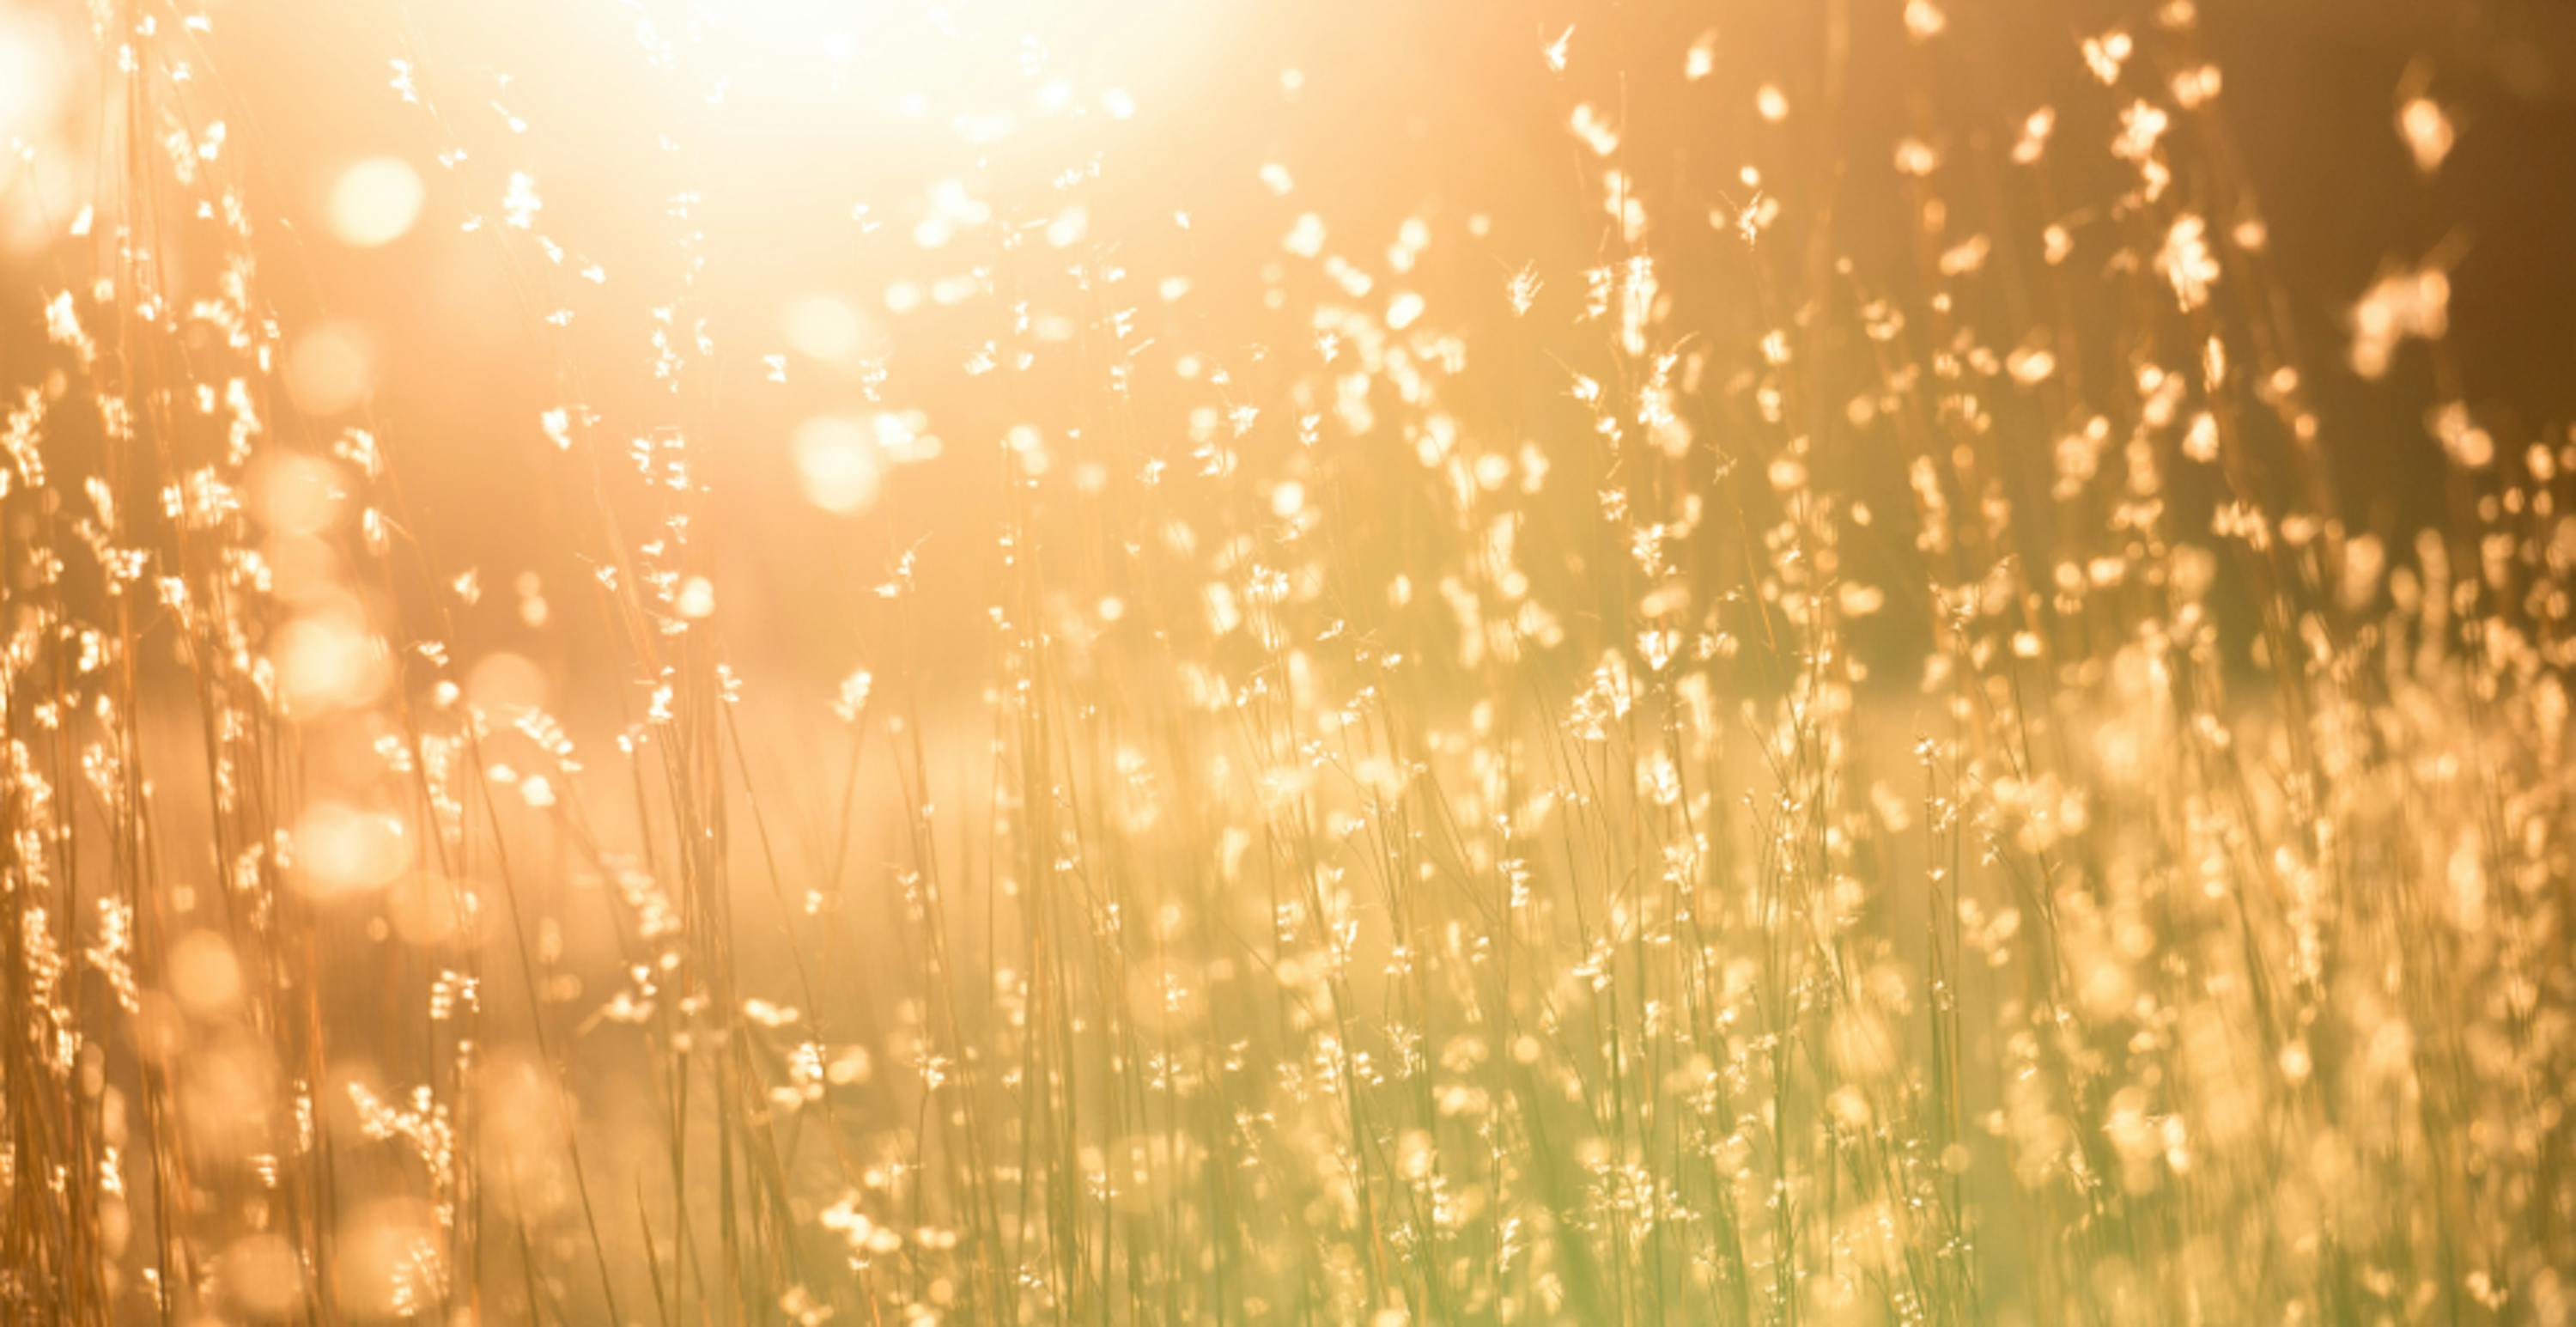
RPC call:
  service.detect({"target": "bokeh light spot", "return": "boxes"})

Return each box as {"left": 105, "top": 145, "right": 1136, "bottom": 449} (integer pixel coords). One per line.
{"left": 326, "top": 155, "right": 425, "bottom": 248}
{"left": 793, "top": 416, "right": 883, "bottom": 514}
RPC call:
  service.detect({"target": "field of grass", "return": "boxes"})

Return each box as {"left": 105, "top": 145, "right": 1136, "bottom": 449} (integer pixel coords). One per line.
{"left": 3, "top": 0, "right": 2573, "bottom": 1323}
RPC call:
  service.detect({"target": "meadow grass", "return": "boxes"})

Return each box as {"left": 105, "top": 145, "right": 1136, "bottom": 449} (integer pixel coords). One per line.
{"left": 3, "top": 1, "right": 2573, "bottom": 1323}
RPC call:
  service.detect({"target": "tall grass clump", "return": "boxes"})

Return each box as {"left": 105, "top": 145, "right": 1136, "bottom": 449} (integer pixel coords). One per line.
{"left": 3, "top": 0, "right": 2573, "bottom": 1323}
